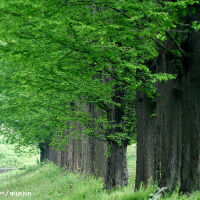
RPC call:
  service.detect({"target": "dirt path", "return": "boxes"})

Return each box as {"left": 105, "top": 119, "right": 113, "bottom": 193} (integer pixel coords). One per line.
{"left": 0, "top": 168, "right": 16, "bottom": 174}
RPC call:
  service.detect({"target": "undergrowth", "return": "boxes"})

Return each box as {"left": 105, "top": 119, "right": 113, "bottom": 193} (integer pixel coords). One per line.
{"left": 0, "top": 143, "right": 199, "bottom": 199}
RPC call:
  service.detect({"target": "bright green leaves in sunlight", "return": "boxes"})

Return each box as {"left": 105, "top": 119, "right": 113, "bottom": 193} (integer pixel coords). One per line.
{"left": 0, "top": 0, "right": 197, "bottom": 147}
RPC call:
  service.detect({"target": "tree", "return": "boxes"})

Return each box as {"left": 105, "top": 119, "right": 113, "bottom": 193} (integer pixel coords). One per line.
{"left": 135, "top": 0, "right": 200, "bottom": 193}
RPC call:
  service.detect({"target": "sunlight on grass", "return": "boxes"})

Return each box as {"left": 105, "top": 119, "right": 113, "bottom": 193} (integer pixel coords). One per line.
{"left": 127, "top": 144, "right": 136, "bottom": 189}
{"left": 0, "top": 135, "right": 39, "bottom": 168}
{"left": 0, "top": 163, "right": 156, "bottom": 200}
{"left": 0, "top": 144, "right": 39, "bottom": 168}
{"left": 0, "top": 143, "right": 199, "bottom": 200}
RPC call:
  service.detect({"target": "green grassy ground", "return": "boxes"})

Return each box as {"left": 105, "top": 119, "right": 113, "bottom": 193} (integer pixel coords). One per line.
{"left": 0, "top": 143, "right": 39, "bottom": 168}
{"left": 127, "top": 144, "right": 137, "bottom": 189}
{"left": 0, "top": 136, "right": 39, "bottom": 168}
{"left": 0, "top": 142, "right": 199, "bottom": 199}
{"left": 0, "top": 163, "right": 156, "bottom": 200}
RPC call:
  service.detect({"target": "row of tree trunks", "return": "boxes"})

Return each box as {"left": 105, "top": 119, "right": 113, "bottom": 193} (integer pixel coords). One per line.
{"left": 39, "top": 103, "right": 108, "bottom": 179}
{"left": 135, "top": 5, "right": 200, "bottom": 193}
{"left": 40, "top": 129, "right": 128, "bottom": 189}
{"left": 39, "top": 99, "right": 129, "bottom": 189}
{"left": 62, "top": 124, "right": 107, "bottom": 177}
{"left": 40, "top": 128, "right": 107, "bottom": 178}
{"left": 39, "top": 141, "right": 62, "bottom": 165}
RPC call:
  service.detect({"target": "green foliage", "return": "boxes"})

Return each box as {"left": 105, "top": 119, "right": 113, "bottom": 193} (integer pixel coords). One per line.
{"left": 192, "top": 21, "right": 200, "bottom": 30}
{"left": 0, "top": 0, "right": 199, "bottom": 147}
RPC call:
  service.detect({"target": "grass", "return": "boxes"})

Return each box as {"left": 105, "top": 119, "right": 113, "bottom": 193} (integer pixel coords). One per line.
{"left": 0, "top": 143, "right": 39, "bottom": 168}
{"left": 127, "top": 144, "right": 137, "bottom": 189}
{"left": 0, "top": 142, "right": 199, "bottom": 199}
{"left": 0, "top": 163, "right": 156, "bottom": 200}
{"left": 0, "top": 136, "right": 39, "bottom": 168}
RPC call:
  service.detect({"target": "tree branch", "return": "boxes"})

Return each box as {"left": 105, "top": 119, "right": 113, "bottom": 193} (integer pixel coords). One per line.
{"left": 151, "top": 38, "right": 182, "bottom": 58}
{"left": 166, "top": 31, "right": 187, "bottom": 57}
{"left": 104, "top": 5, "right": 130, "bottom": 18}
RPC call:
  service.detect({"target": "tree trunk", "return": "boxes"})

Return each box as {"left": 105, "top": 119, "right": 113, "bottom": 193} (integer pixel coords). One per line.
{"left": 155, "top": 79, "right": 182, "bottom": 190}
{"left": 180, "top": 5, "right": 200, "bottom": 192}
{"left": 135, "top": 40, "right": 183, "bottom": 191}
{"left": 39, "top": 141, "right": 50, "bottom": 162}
{"left": 104, "top": 85, "right": 129, "bottom": 189}
{"left": 140, "top": 5, "right": 200, "bottom": 193}
{"left": 135, "top": 92, "right": 156, "bottom": 190}
{"left": 104, "top": 140, "right": 128, "bottom": 189}
{"left": 154, "top": 44, "right": 183, "bottom": 190}
{"left": 82, "top": 103, "right": 98, "bottom": 174}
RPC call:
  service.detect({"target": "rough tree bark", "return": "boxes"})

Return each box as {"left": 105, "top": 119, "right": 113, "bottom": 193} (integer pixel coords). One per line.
{"left": 135, "top": 43, "right": 183, "bottom": 191}
{"left": 135, "top": 92, "right": 156, "bottom": 190}
{"left": 180, "top": 4, "right": 200, "bottom": 192}
{"left": 104, "top": 140, "right": 128, "bottom": 189}
{"left": 104, "top": 87, "right": 128, "bottom": 189}
{"left": 154, "top": 45, "right": 182, "bottom": 190}
{"left": 136, "top": 4, "right": 200, "bottom": 193}
{"left": 40, "top": 103, "right": 108, "bottom": 179}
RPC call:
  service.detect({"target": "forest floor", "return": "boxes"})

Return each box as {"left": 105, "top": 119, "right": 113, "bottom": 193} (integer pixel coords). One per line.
{"left": 0, "top": 142, "right": 199, "bottom": 199}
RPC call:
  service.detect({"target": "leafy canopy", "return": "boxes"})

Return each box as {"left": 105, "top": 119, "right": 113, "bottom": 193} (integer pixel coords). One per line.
{"left": 0, "top": 0, "right": 198, "bottom": 147}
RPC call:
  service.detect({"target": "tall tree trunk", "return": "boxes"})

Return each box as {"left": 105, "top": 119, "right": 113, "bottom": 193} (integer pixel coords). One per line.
{"left": 133, "top": 3, "right": 200, "bottom": 194}
{"left": 104, "top": 140, "right": 128, "bottom": 189}
{"left": 135, "top": 41, "right": 183, "bottom": 191}
{"left": 154, "top": 45, "right": 183, "bottom": 190}
{"left": 180, "top": 4, "right": 200, "bottom": 192}
{"left": 82, "top": 103, "right": 97, "bottom": 174}
{"left": 141, "top": 5, "right": 200, "bottom": 192}
{"left": 135, "top": 92, "right": 156, "bottom": 190}
{"left": 104, "top": 86, "right": 128, "bottom": 189}
{"left": 153, "top": 4, "right": 200, "bottom": 193}
{"left": 155, "top": 80, "right": 182, "bottom": 190}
